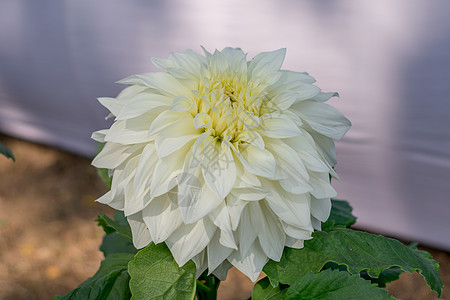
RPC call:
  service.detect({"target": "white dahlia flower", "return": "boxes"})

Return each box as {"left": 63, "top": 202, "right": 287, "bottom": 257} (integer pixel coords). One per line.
{"left": 92, "top": 47, "right": 351, "bottom": 281}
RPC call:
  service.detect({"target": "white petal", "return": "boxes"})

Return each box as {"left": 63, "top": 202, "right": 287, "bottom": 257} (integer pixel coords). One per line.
{"left": 253, "top": 201, "right": 286, "bottom": 261}
{"left": 171, "top": 95, "right": 195, "bottom": 112}
{"left": 207, "top": 231, "right": 234, "bottom": 273}
{"left": 127, "top": 212, "right": 152, "bottom": 249}
{"left": 293, "top": 83, "right": 321, "bottom": 101}
{"left": 177, "top": 168, "right": 223, "bottom": 224}
{"left": 96, "top": 190, "right": 124, "bottom": 210}
{"left": 150, "top": 143, "right": 190, "bottom": 198}
{"left": 310, "top": 197, "right": 332, "bottom": 223}
{"left": 283, "top": 136, "right": 330, "bottom": 173}
{"left": 291, "top": 101, "right": 351, "bottom": 140}
{"left": 228, "top": 242, "right": 268, "bottom": 282}
{"left": 265, "top": 90, "right": 298, "bottom": 111}
{"left": 92, "top": 143, "right": 139, "bottom": 169}
{"left": 279, "top": 177, "right": 313, "bottom": 195}
{"left": 117, "top": 85, "right": 149, "bottom": 100}
{"left": 133, "top": 144, "right": 157, "bottom": 199}
{"left": 105, "top": 111, "right": 160, "bottom": 145}
{"left": 311, "top": 216, "right": 322, "bottom": 231}
{"left": 230, "top": 187, "right": 268, "bottom": 201}
{"left": 206, "top": 49, "right": 229, "bottom": 73}
{"left": 285, "top": 237, "right": 306, "bottom": 249}
{"left": 116, "top": 74, "right": 144, "bottom": 86}
{"left": 148, "top": 110, "right": 186, "bottom": 136}
{"left": 309, "top": 171, "right": 337, "bottom": 199}
{"left": 201, "top": 138, "right": 236, "bottom": 199}
{"left": 124, "top": 185, "right": 148, "bottom": 217}
{"left": 110, "top": 154, "right": 140, "bottom": 201}
{"left": 220, "top": 47, "right": 247, "bottom": 73}
{"left": 307, "top": 130, "right": 338, "bottom": 170}
{"left": 191, "top": 250, "right": 208, "bottom": 278}
{"left": 155, "top": 117, "right": 201, "bottom": 158}
{"left": 142, "top": 193, "right": 183, "bottom": 243}
{"left": 123, "top": 155, "right": 147, "bottom": 216}
{"left": 110, "top": 168, "right": 126, "bottom": 200}
{"left": 91, "top": 129, "right": 108, "bottom": 143}
{"left": 96, "top": 190, "right": 112, "bottom": 205}
{"left": 208, "top": 203, "right": 237, "bottom": 249}
{"left": 238, "top": 205, "right": 258, "bottom": 258}
{"left": 265, "top": 139, "right": 310, "bottom": 184}
{"left": 220, "top": 47, "right": 245, "bottom": 58}
{"left": 98, "top": 97, "right": 124, "bottom": 117}
{"left": 311, "top": 91, "right": 339, "bottom": 102}
{"left": 226, "top": 194, "right": 248, "bottom": 231}
{"left": 190, "top": 130, "right": 211, "bottom": 168}
{"left": 166, "top": 218, "right": 216, "bottom": 266}
{"left": 281, "top": 221, "right": 313, "bottom": 240}
{"left": 211, "top": 260, "right": 232, "bottom": 281}
{"left": 248, "top": 48, "right": 286, "bottom": 79}
{"left": 269, "top": 71, "right": 319, "bottom": 98}
{"left": 259, "top": 112, "right": 302, "bottom": 138}
{"left": 263, "top": 180, "right": 312, "bottom": 229}
{"left": 273, "top": 70, "right": 316, "bottom": 89}
{"left": 155, "top": 50, "right": 205, "bottom": 77}
{"left": 193, "top": 112, "right": 211, "bottom": 129}
{"left": 234, "top": 144, "right": 276, "bottom": 178}
{"left": 117, "top": 93, "right": 171, "bottom": 120}
{"left": 233, "top": 157, "right": 261, "bottom": 187}
{"left": 133, "top": 72, "right": 192, "bottom": 97}
{"left": 151, "top": 57, "right": 174, "bottom": 70}
{"left": 234, "top": 130, "right": 264, "bottom": 149}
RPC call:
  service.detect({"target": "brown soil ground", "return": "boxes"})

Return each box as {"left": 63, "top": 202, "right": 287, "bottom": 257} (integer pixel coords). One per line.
{"left": 0, "top": 135, "right": 448, "bottom": 300}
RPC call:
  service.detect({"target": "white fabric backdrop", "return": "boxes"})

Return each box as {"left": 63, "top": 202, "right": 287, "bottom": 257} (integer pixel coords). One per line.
{"left": 1, "top": 0, "right": 449, "bottom": 250}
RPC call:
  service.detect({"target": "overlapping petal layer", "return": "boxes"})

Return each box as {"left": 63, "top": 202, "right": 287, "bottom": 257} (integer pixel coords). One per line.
{"left": 92, "top": 47, "right": 351, "bottom": 281}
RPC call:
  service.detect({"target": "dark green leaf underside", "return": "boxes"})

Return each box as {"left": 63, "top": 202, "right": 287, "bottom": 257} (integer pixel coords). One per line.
{"left": 97, "top": 211, "right": 132, "bottom": 239}
{"left": 100, "top": 232, "right": 138, "bottom": 257}
{"left": 360, "top": 267, "right": 403, "bottom": 287}
{"left": 55, "top": 253, "right": 134, "bottom": 300}
{"left": 0, "top": 143, "right": 15, "bottom": 161}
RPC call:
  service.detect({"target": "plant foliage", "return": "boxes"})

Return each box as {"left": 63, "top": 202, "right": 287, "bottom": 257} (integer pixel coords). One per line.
{"left": 0, "top": 142, "right": 14, "bottom": 161}
{"left": 56, "top": 199, "right": 442, "bottom": 299}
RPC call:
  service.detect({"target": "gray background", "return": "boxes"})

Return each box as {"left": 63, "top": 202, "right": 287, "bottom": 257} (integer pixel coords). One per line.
{"left": 1, "top": 0, "right": 449, "bottom": 250}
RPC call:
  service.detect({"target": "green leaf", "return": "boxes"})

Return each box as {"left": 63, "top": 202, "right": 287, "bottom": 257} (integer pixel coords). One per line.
{"left": 322, "top": 199, "right": 357, "bottom": 231}
{"left": 252, "top": 277, "right": 286, "bottom": 300}
{"left": 284, "top": 269, "right": 393, "bottom": 300}
{"left": 128, "top": 243, "right": 197, "bottom": 300}
{"left": 0, "top": 143, "right": 15, "bottom": 161}
{"left": 97, "top": 211, "right": 136, "bottom": 257}
{"left": 97, "top": 167, "right": 112, "bottom": 189}
{"left": 100, "top": 232, "right": 138, "bottom": 257}
{"left": 56, "top": 253, "right": 134, "bottom": 300}
{"left": 360, "top": 267, "right": 403, "bottom": 287}
{"left": 263, "top": 229, "right": 442, "bottom": 297}
{"left": 96, "top": 211, "right": 132, "bottom": 239}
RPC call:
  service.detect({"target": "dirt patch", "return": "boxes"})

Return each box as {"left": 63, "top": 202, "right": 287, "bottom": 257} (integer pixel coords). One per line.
{"left": 0, "top": 135, "right": 448, "bottom": 299}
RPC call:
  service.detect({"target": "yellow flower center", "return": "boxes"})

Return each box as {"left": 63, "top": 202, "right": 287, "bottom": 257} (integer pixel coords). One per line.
{"left": 192, "top": 72, "right": 266, "bottom": 144}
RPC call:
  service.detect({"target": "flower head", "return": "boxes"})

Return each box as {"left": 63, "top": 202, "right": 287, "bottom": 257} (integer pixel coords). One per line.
{"left": 92, "top": 48, "right": 351, "bottom": 281}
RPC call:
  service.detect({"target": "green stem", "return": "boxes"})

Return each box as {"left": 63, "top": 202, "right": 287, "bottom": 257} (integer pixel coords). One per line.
{"left": 196, "top": 272, "right": 220, "bottom": 300}
{"left": 196, "top": 280, "right": 212, "bottom": 293}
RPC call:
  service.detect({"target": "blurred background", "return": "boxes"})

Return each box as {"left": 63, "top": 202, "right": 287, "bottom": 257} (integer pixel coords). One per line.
{"left": 0, "top": 0, "right": 449, "bottom": 299}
